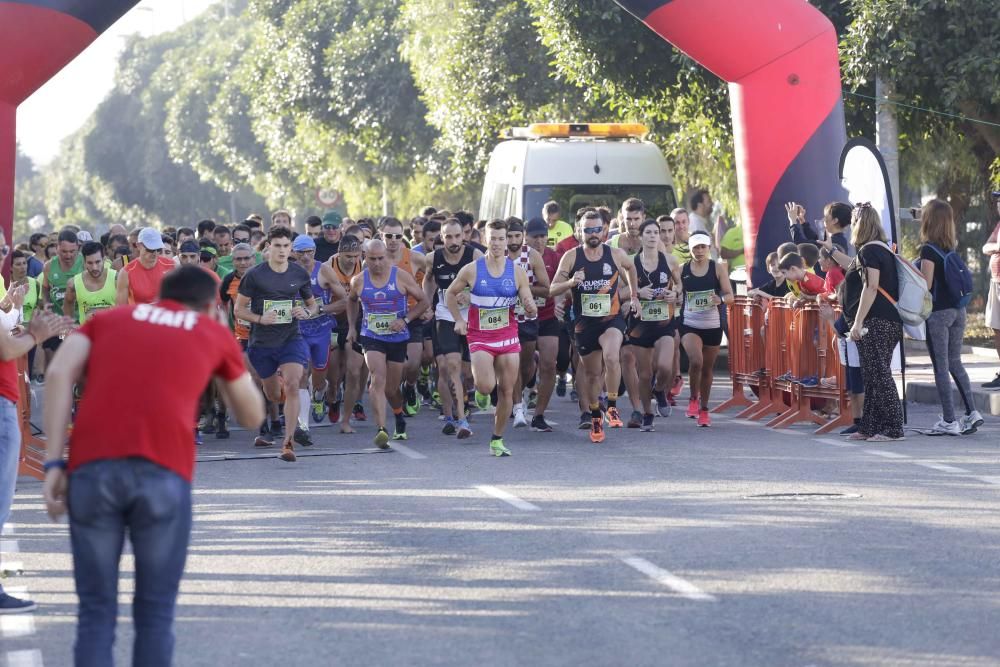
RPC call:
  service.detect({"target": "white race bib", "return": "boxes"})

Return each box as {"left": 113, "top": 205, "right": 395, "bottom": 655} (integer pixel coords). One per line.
{"left": 478, "top": 307, "right": 509, "bottom": 331}
{"left": 581, "top": 293, "right": 612, "bottom": 317}
{"left": 263, "top": 299, "right": 293, "bottom": 324}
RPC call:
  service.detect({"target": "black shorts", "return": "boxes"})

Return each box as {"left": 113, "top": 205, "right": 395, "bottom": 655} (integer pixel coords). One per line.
{"left": 574, "top": 316, "right": 626, "bottom": 356}
{"left": 680, "top": 325, "right": 724, "bottom": 347}
{"left": 406, "top": 319, "right": 428, "bottom": 344}
{"left": 627, "top": 319, "right": 676, "bottom": 348}
{"left": 433, "top": 320, "right": 471, "bottom": 361}
{"left": 517, "top": 320, "right": 539, "bottom": 342}
{"left": 43, "top": 336, "right": 62, "bottom": 352}
{"left": 537, "top": 318, "right": 561, "bottom": 339}
{"left": 360, "top": 336, "right": 408, "bottom": 363}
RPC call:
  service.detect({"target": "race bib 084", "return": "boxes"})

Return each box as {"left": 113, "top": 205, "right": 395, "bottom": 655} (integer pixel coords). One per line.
{"left": 581, "top": 293, "right": 612, "bottom": 317}
{"left": 263, "top": 299, "right": 293, "bottom": 324}
{"left": 478, "top": 307, "right": 509, "bottom": 331}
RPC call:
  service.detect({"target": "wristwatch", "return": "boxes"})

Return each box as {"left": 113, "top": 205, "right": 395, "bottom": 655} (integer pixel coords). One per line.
{"left": 43, "top": 460, "right": 67, "bottom": 472}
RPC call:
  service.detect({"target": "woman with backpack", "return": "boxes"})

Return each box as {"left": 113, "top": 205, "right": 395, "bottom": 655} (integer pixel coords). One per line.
{"left": 918, "top": 199, "right": 983, "bottom": 436}
{"left": 840, "top": 204, "right": 905, "bottom": 441}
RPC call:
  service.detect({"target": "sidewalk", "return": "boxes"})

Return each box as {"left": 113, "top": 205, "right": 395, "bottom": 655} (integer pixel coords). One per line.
{"left": 901, "top": 339, "right": 1000, "bottom": 415}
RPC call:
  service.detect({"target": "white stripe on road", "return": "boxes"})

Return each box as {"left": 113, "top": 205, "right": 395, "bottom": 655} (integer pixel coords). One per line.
{"left": 619, "top": 556, "right": 716, "bottom": 602}
{"left": 816, "top": 437, "right": 859, "bottom": 448}
{"left": 5, "top": 650, "right": 43, "bottom": 667}
{"left": 912, "top": 461, "right": 970, "bottom": 474}
{"left": 1, "top": 612, "right": 36, "bottom": 639}
{"left": 1, "top": 523, "right": 14, "bottom": 536}
{"left": 0, "top": 540, "right": 19, "bottom": 553}
{"left": 474, "top": 485, "right": 540, "bottom": 511}
{"left": 865, "top": 449, "right": 909, "bottom": 459}
{"left": 976, "top": 476, "right": 1000, "bottom": 486}
{"left": 391, "top": 443, "right": 427, "bottom": 460}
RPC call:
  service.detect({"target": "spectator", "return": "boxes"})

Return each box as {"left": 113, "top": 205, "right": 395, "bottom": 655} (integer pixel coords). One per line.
{"left": 797, "top": 243, "right": 821, "bottom": 276}
{"left": 980, "top": 191, "right": 1000, "bottom": 388}
{"left": 777, "top": 252, "right": 825, "bottom": 297}
{"left": 747, "top": 252, "right": 789, "bottom": 300}
{"left": 687, "top": 188, "right": 712, "bottom": 236}
{"left": 918, "top": 198, "right": 982, "bottom": 435}
{"left": 542, "top": 200, "right": 574, "bottom": 249}
{"left": 819, "top": 245, "right": 845, "bottom": 294}
{"left": 670, "top": 208, "right": 691, "bottom": 263}
{"left": 196, "top": 219, "right": 216, "bottom": 239}
{"left": 27, "top": 233, "right": 47, "bottom": 277}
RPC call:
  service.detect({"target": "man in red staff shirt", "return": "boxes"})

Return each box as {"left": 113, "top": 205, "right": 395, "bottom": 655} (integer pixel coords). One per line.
{"left": 41, "top": 266, "right": 265, "bottom": 667}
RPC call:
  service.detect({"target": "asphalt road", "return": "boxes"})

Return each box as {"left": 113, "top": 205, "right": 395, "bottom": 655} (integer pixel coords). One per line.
{"left": 3, "top": 385, "right": 1000, "bottom": 667}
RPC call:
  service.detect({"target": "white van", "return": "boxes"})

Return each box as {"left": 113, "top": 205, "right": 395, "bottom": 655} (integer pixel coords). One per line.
{"left": 479, "top": 123, "right": 678, "bottom": 221}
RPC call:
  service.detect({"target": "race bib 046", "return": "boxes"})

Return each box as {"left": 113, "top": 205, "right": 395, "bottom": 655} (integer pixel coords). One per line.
{"left": 685, "top": 290, "right": 715, "bottom": 313}
{"left": 263, "top": 299, "right": 293, "bottom": 324}
{"left": 581, "top": 293, "right": 612, "bottom": 317}
{"left": 478, "top": 307, "right": 509, "bottom": 331}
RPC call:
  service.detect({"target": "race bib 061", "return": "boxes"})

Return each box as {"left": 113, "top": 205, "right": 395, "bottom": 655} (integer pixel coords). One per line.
{"left": 581, "top": 293, "right": 612, "bottom": 317}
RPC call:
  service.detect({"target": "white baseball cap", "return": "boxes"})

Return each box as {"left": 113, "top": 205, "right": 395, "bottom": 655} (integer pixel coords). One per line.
{"left": 137, "top": 227, "right": 164, "bottom": 250}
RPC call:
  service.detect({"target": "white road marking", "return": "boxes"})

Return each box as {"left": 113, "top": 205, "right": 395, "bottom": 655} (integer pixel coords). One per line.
{"left": 0, "top": 539, "right": 19, "bottom": 553}
{"left": 390, "top": 443, "right": 427, "bottom": 460}
{"left": 619, "top": 556, "right": 716, "bottom": 602}
{"left": 976, "top": 476, "right": 1000, "bottom": 486}
{"left": 5, "top": 649, "right": 43, "bottom": 667}
{"left": 912, "top": 461, "right": 970, "bottom": 474}
{"left": 1, "top": 613, "right": 36, "bottom": 639}
{"left": 816, "top": 437, "right": 859, "bottom": 448}
{"left": 865, "top": 449, "right": 909, "bottom": 459}
{"left": 474, "top": 485, "right": 540, "bottom": 511}
{"left": 1, "top": 523, "right": 14, "bottom": 536}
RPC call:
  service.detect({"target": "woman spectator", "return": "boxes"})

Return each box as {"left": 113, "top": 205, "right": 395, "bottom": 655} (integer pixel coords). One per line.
{"left": 844, "top": 204, "right": 904, "bottom": 441}
{"left": 918, "top": 199, "right": 983, "bottom": 435}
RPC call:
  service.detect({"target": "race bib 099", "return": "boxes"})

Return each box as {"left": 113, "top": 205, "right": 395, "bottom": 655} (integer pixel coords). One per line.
{"left": 640, "top": 300, "right": 669, "bottom": 322}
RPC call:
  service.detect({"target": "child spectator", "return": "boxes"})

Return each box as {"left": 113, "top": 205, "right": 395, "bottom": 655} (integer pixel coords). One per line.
{"left": 797, "top": 243, "right": 822, "bottom": 278}
{"left": 778, "top": 252, "right": 826, "bottom": 296}
{"left": 820, "top": 245, "right": 845, "bottom": 295}
{"left": 748, "top": 252, "right": 789, "bottom": 299}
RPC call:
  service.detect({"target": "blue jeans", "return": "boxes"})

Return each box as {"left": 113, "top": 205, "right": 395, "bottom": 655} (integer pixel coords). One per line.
{"left": 0, "top": 397, "right": 21, "bottom": 596}
{"left": 68, "top": 458, "right": 192, "bottom": 667}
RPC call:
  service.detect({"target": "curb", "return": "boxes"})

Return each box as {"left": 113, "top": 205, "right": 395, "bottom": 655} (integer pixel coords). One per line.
{"left": 904, "top": 381, "right": 1000, "bottom": 416}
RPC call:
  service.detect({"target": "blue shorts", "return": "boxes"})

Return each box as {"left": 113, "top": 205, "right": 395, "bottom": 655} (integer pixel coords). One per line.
{"left": 303, "top": 333, "right": 333, "bottom": 370}
{"left": 247, "top": 339, "right": 309, "bottom": 379}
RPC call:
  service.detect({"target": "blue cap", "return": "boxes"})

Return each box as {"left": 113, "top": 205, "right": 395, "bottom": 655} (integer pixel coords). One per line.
{"left": 292, "top": 234, "right": 316, "bottom": 251}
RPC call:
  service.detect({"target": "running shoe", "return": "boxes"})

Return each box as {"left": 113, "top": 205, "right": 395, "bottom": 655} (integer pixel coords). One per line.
{"left": 352, "top": 402, "right": 367, "bottom": 421}
{"left": 430, "top": 390, "right": 442, "bottom": 409}
{"left": 590, "top": 417, "right": 605, "bottom": 443}
{"left": 327, "top": 401, "right": 341, "bottom": 425}
{"left": 254, "top": 436, "right": 273, "bottom": 448}
{"left": 374, "top": 428, "right": 390, "bottom": 449}
{"left": 279, "top": 443, "right": 296, "bottom": 462}
{"left": 653, "top": 390, "right": 672, "bottom": 418}
{"left": 194, "top": 428, "right": 203, "bottom": 446}
{"left": 556, "top": 376, "right": 566, "bottom": 397}
{"left": 200, "top": 413, "right": 216, "bottom": 434}
{"left": 311, "top": 397, "right": 326, "bottom": 423}
{"left": 686, "top": 397, "right": 700, "bottom": 419}
{"left": 570, "top": 388, "right": 579, "bottom": 402}
{"left": 456, "top": 419, "right": 473, "bottom": 439}
{"left": 475, "top": 390, "right": 490, "bottom": 411}
{"left": 216, "top": 419, "right": 230, "bottom": 440}
{"left": 640, "top": 413, "right": 655, "bottom": 432}
{"left": 0, "top": 592, "right": 37, "bottom": 614}
{"left": 403, "top": 383, "right": 420, "bottom": 416}
{"left": 670, "top": 374, "right": 684, "bottom": 397}
{"left": 929, "top": 418, "right": 960, "bottom": 436}
{"left": 513, "top": 406, "right": 528, "bottom": 428}
{"left": 627, "top": 410, "right": 642, "bottom": 429}
{"left": 442, "top": 419, "right": 457, "bottom": 436}
{"left": 531, "top": 415, "right": 553, "bottom": 432}
{"left": 667, "top": 393, "right": 677, "bottom": 407}
{"left": 578, "top": 412, "right": 591, "bottom": 430}
{"left": 697, "top": 409, "right": 711, "bottom": 428}
{"left": 527, "top": 390, "right": 538, "bottom": 410}
{"left": 840, "top": 423, "right": 860, "bottom": 436}
{"left": 981, "top": 372, "right": 1000, "bottom": 389}
{"left": 394, "top": 413, "right": 408, "bottom": 440}
{"left": 490, "top": 438, "right": 511, "bottom": 457}
{"left": 293, "top": 426, "right": 313, "bottom": 447}
{"left": 607, "top": 406, "right": 623, "bottom": 428}
{"left": 960, "top": 410, "right": 984, "bottom": 435}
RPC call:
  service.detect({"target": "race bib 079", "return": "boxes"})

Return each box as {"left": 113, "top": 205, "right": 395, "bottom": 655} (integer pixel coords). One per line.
{"left": 685, "top": 290, "right": 715, "bottom": 313}
{"left": 478, "top": 307, "right": 509, "bottom": 331}
{"left": 263, "top": 299, "right": 293, "bottom": 324}
{"left": 581, "top": 293, "right": 612, "bottom": 317}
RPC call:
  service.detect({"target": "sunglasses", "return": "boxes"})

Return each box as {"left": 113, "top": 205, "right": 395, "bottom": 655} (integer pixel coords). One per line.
{"left": 233, "top": 237, "right": 251, "bottom": 243}
{"left": 233, "top": 255, "right": 253, "bottom": 261}
{"left": 583, "top": 226, "right": 604, "bottom": 235}
{"left": 322, "top": 225, "right": 340, "bottom": 230}
{"left": 382, "top": 233, "right": 404, "bottom": 240}
{"left": 200, "top": 255, "right": 214, "bottom": 262}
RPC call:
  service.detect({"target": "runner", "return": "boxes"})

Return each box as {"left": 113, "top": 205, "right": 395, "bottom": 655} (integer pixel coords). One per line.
{"left": 659, "top": 214, "right": 685, "bottom": 405}
{"left": 219, "top": 243, "right": 262, "bottom": 441}
{"left": 611, "top": 199, "right": 647, "bottom": 428}
{"left": 626, "top": 220, "right": 682, "bottom": 430}
{"left": 423, "top": 219, "right": 480, "bottom": 438}
{"left": 291, "top": 234, "right": 347, "bottom": 443}
{"left": 345, "top": 240, "right": 429, "bottom": 447}
{"left": 8, "top": 251, "right": 43, "bottom": 378}
{"left": 447, "top": 219, "right": 536, "bottom": 456}
{"left": 234, "top": 227, "right": 318, "bottom": 462}
{"left": 506, "top": 219, "right": 551, "bottom": 429}
{"left": 380, "top": 217, "right": 427, "bottom": 417}
{"left": 116, "top": 227, "right": 175, "bottom": 305}
{"left": 326, "top": 235, "right": 366, "bottom": 433}
{"left": 40, "top": 229, "right": 83, "bottom": 369}
{"left": 523, "top": 218, "right": 562, "bottom": 432}
{"left": 679, "top": 232, "right": 734, "bottom": 427}
{"left": 63, "top": 242, "right": 117, "bottom": 324}
{"left": 550, "top": 209, "right": 639, "bottom": 443}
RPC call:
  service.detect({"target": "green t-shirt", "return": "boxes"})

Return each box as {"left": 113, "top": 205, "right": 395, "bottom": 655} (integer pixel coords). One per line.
{"left": 672, "top": 242, "right": 691, "bottom": 264}
{"left": 216, "top": 252, "right": 263, "bottom": 277}
{"left": 721, "top": 226, "right": 745, "bottom": 270}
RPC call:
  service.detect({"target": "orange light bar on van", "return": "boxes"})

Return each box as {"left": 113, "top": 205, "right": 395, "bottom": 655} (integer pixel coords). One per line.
{"left": 527, "top": 123, "right": 648, "bottom": 138}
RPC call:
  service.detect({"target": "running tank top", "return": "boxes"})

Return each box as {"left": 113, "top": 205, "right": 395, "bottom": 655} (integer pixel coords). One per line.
{"left": 299, "top": 261, "right": 336, "bottom": 336}
{"left": 571, "top": 244, "right": 620, "bottom": 326}
{"left": 124, "top": 256, "right": 174, "bottom": 304}
{"left": 73, "top": 269, "right": 117, "bottom": 323}
{"left": 513, "top": 245, "right": 542, "bottom": 323}
{"left": 432, "top": 246, "right": 475, "bottom": 321}
{"left": 633, "top": 252, "right": 674, "bottom": 323}
{"left": 395, "top": 247, "right": 425, "bottom": 312}
{"left": 467, "top": 258, "right": 519, "bottom": 342}
{"left": 21, "top": 277, "right": 41, "bottom": 323}
{"left": 47, "top": 255, "right": 84, "bottom": 312}
{"left": 359, "top": 266, "right": 408, "bottom": 342}
{"left": 681, "top": 260, "right": 722, "bottom": 329}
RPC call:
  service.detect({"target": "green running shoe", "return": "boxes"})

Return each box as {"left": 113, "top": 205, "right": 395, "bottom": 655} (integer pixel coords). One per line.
{"left": 393, "top": 413, "right": 408, "bottom": 440}
{"left": 475, "top": 390, "right": 490, "bottom": 411}
{"left": 490, "top": 438, "right": 511, "bottom": 457}
{"left": 374, "top": 428, "right": 390, "bottom": 450}
{"left": 403, "top": 383, "right": 420, "bottom": 416}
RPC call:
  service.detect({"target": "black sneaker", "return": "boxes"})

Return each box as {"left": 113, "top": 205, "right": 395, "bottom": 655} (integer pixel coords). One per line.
{"left": 840, "top": 423, "right": 860, "bottom": 435}
{"left": 578, "top": 412, "right": 591, "bottom": 430}
{"left": 982, "top": 372, "right": 1000, "bottom": 389}
{"left": 200, "top": 412, "right": 216, "bottom": 434}
{"left": 216, "top": 423, "right": 230, "bottom": 440}
{"left": 627, "top": 410, "right": 643, "bottom": 428}
{"left": 556, "top": 376, "right": 566, "bottom": 397}
{"left": 640, "top": 413, "right": 655, "bottom": 432}
{"left": 293, "top": 426, "right": 313, "bottom": 447}
{"left": 0, "top": 592, "right": 37, "bottom": 614}
{"left": 531, "top": 415, "right": 553, "bottom": 432}
{"left": 442, "top": 420, "right": 457, "bottom": 436}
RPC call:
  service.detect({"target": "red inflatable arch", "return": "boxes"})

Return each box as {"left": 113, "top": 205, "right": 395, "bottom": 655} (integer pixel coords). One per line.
{"left": 0, "top": 1, "right": 140, "bottom": 276}
{"left": 615, "top": 0, "right": 848, "bottom": 285}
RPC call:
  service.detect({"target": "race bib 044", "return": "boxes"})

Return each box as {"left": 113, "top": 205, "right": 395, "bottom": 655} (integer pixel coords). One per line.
{"left": 366, "top": 312, "right": 396, "bottom": 336}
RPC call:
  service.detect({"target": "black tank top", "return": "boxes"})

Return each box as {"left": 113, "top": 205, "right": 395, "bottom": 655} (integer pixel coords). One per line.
{"left": 681, "top": 259, "right": 722, "bottom": 328}
{"left": 432, "top": 246, "right": 475, "bottom": 293}
{"left": 571, "top": 244, "right": 620, "bottom": 324}
{"left": 634, "top": 251, "right": 671, "bottom": 291}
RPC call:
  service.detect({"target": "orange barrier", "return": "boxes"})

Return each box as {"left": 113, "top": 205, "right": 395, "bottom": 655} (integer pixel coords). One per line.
{"left": 715, "top": 299, "right": 853, "bottom": 433}
{"left": 15, "top": 356, "right": 47, "bottom": 480}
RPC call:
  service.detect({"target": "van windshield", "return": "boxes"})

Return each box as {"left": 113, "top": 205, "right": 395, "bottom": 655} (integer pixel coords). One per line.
{"left": 524, "top": 185, "right": 677, "bottom": 220}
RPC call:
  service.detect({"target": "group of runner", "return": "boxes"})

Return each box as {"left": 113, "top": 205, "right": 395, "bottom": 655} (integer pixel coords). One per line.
{"left": 9, "top": 198, "right": 735, "bottom": 461}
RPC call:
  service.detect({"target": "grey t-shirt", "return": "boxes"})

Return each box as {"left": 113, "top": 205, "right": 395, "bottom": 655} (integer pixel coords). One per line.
{"left": 238, "top": 262, "right": 313, "bottom": 348}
